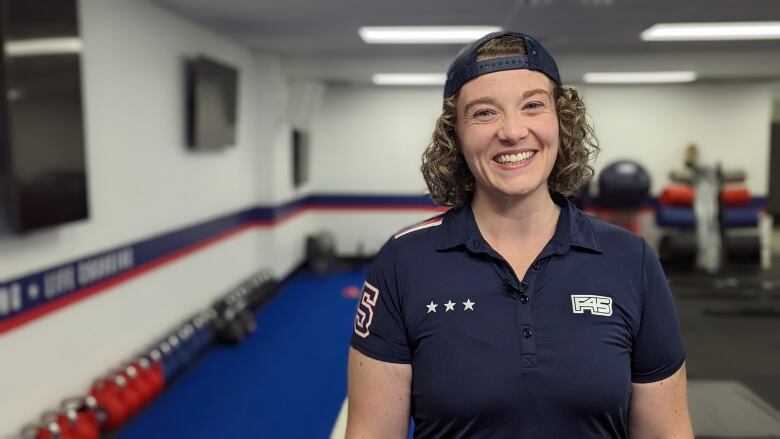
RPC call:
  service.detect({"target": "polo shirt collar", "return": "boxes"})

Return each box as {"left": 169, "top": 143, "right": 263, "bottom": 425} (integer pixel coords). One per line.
{"left": 436, "top": 193, "right": 602, "bottom": 254}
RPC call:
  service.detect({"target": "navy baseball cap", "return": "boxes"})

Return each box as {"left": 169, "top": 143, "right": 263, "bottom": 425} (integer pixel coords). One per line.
{"left": 443, "top": 31, "right": 561, "bottom": 98}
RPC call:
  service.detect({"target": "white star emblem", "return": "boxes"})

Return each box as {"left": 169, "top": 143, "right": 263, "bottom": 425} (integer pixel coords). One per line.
{"left": 463, "top": 299, "right": 475, "bottom": 311}
{"left": 426, "top": 301, "right": 438, "bottom": 313}
{"left": 444, "top": 300, "right": 455, "bottom": 312}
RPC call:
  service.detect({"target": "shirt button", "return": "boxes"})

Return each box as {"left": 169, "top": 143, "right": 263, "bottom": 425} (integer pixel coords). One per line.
{"left": 523, "top": 328, "right": 533, "bottom": 338}
{"left": 519, "top": 294, "right": 529, "bottom": 304}
{"left": 532, "top": 261, "right": 540, "bottom": 270}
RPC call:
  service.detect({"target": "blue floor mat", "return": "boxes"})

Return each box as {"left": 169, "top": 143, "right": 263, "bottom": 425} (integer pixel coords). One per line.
{"left": 118, "top": 266, "right": 366, "bottom": 439}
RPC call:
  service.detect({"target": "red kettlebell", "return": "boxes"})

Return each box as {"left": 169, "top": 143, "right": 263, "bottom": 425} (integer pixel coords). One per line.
{"left": 33, "top": 420, "right": 60, "bottom": 439}
{"left": 41, "top": 411, "right": 75, "bottom": 439}
{"left": 89, "top": 378, "right": 129, "bottom": 430}
{"left": 123, "top": 364, "right": 154, "bottom": 408}
{"left": 113, "top": 373, "right": 143, "bottom": 419}
{"left": 136, "top": 357, "right": 163, "bottom": 399}
{"left": 61, "top": 397, "right": 102, "bottom": 439}
{"left": 147, "top": 349, "right": 167, "bottom": 391}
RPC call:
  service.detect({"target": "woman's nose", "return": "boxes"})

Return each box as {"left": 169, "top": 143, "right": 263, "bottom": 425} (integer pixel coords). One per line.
{"left": 497, "top": 113, "right": 529, "bottom": 143}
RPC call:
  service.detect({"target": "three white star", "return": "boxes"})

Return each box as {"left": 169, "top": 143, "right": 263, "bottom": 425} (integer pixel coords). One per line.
{"left": 426, "top": 299, "right": 476, "bottom": 313}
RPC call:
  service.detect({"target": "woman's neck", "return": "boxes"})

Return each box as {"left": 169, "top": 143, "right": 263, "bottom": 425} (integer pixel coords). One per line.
{"left": 470, "top": 188, "right": 560, "bottom": 245}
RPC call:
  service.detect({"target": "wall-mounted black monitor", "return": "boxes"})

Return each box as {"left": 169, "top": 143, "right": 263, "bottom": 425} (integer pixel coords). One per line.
{"left": 0, "top": 0, "right": 89, "bottom": 234}
{"left": 186, "top": 56, "right": 239, "bottom": 150}
{"left": 769, "top": 123, "right": 780, "bottom": 218}
{"left": 292, "top": 129, "right": 309, "bottom": 188}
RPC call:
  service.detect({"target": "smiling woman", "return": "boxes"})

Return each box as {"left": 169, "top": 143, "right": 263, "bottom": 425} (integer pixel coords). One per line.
{"left": 421, "top": 35, "right": 598, "bottom": 208}
{"left": 347, "top": 31, "right": 694, "bottom": 439}
{"left": 455, "top": 69, "right": 561, "bottom": 202}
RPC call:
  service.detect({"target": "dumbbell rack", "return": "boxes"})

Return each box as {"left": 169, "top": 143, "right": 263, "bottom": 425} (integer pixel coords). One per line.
{"left": 20, "top": 269, "right": 277, "bottom": 439}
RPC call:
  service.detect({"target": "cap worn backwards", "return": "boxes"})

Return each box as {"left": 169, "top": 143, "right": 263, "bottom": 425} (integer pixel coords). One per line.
{"left": 443, "top": 31, "right": 561, "bottom": 99}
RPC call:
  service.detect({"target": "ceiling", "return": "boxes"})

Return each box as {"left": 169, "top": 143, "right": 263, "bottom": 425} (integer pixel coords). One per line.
{"left": 155, "top": 0, "right": 780, "bottom": 84}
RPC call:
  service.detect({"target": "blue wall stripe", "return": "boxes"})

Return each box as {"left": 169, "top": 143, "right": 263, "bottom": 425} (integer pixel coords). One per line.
{"left": 0, "top": 193, "right": 768, "bottom": 332}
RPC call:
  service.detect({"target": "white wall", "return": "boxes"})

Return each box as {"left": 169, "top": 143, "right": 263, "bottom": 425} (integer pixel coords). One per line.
{"left": 268, "top": 76, "right": 318, "bottom": 275}
{"left": 311, "top": 86, "right": 440, "bottom": 194}
{"left": 0, "top": 1, "right": 298, "bottom": 435}
{"left": 307, "top": 86, "right": 443, "bottom": 252}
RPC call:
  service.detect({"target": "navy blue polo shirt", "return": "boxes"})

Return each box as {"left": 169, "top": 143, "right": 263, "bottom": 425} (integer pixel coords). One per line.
{"left": 350, "top": 194, "right": 685, "bottom": 438}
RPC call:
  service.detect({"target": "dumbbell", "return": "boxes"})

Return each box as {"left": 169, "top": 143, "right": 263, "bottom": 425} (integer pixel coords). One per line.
{"left": 247, "top": 276, "right": 277, "bottom": 310}
{"left": 189, "top": 316, "right": 206, "bottom": 353}
{"left": 669, "top": 168, "right": 694, "bottom": 185}
{"left": 213, "top": 301, "right": 257, "bottom": 345}
{"left": 176, "top": 324, "right": 198, "bottom": 364}
{"left": 165, "top": 334, "right": 188, "bottom": 376}
{"left": 193, "top": 314, "right": 215, "bottom": 351}
{"left": 723, "top": 235, "right": 761, "bottom": 265}
{"left": 188, "top": 320, "right": 209, "bottom": 354}
{"left": 147, "top": 349, "right": 167, "bottom": 389}
{"left": 659, "top": 234, "right": 697, "bottom": 267}
{"left": 160, "top": 333, "right": 193, "bottom": 381}
{"left": 721, "top": 168, "right": 746, "bottom": 184}
{"left": 204, "top": 307, "right": 218, "bottom": 322}
{"left": 158, "top": 340, "right": 178, "bottom": 382}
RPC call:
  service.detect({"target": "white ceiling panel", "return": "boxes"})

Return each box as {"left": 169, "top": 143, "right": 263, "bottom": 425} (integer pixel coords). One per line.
{"left": 155, "top": 0, "right": 780, "bottom": 83}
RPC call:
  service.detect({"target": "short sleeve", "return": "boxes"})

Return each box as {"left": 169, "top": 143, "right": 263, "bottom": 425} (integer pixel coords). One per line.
{"left": 631, "top": 240, "right": 686, "bottom": 383}
{"left": 350, "top": 239, "right": 412, "bottom": 364}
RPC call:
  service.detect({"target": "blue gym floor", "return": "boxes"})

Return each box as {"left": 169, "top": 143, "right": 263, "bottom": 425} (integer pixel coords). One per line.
{"left": 118, "top": 266, "right": 367, "bottom": 438}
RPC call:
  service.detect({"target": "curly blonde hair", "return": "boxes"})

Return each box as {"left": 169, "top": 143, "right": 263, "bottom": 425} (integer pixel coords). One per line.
{"left": 421, "top": 36, "right": 599, "bottom": 207}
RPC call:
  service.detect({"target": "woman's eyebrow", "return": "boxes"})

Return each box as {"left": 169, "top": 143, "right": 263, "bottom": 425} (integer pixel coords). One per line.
{"left": 522, "top": 88, "right": 551, "bottom": 100}
{"left": 463, "top": 89, "right": 552, "bottom": 113}
{"left": 463, "top": 97, "right": 498, "bottom": 113}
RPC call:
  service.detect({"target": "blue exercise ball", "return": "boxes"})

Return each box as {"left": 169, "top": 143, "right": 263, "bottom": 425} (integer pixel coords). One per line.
{"left": 597, "top": 160, "right": 651, "bottom": 209}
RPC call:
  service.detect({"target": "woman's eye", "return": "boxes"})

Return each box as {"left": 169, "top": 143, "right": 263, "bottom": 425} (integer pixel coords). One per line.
{"left": 473, "top": 109, "right": 494, "bottom": 118}
{"left": 524, "top": 101, "right": 544, "bottom": 110}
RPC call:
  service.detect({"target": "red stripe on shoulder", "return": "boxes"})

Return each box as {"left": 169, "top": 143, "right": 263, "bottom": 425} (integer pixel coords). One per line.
{"left": 394, "top": 217, "right": 444, "bottom": 239}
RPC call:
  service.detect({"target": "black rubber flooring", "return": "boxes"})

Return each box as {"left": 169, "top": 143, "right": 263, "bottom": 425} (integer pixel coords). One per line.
{"left": 667, "top": 257, "right": 780, "bottom": 410}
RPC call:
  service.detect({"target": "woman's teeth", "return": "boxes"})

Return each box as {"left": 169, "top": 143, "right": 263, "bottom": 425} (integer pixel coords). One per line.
{"left": 496, "top": 151, "right": 535, "bottom": 164}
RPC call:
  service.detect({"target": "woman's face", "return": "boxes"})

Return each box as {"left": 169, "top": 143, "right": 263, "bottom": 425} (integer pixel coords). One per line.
{"left": 455, "top": 69, "right": 559, "bottom": 202}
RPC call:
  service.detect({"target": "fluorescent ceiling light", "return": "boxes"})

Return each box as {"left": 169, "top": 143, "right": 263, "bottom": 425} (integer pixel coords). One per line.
{"left": 642, "top": 22, "right": 780, "bottom": 41}
{"left": 5, "top": 37, "right": 82, "bottom": 57}
{"left": 372, "top": 74, "right": 447, "bottom": 86}
{"left": 583, "top": 71, "right": 698, "bottom": 84}
{"left": 359, "top": 26, "right": 502, "bottom": 44}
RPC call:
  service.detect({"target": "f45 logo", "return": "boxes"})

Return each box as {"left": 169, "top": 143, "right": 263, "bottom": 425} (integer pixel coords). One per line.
{"left": 354, "top": 282, "right": 379, "bottom": 338}
{"left": 571, "top": 294, "right": 613, "bottom": 317}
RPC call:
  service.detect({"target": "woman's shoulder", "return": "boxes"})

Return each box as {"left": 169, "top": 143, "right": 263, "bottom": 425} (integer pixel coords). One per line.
{"left": 372, "top": 210, "right": 452, "bottom": 261}
{"left": 392, "top": 213, "right": 447, "bottom": 241}
{"left": 577, "top": 210, "right": 647, "bottom": 256}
